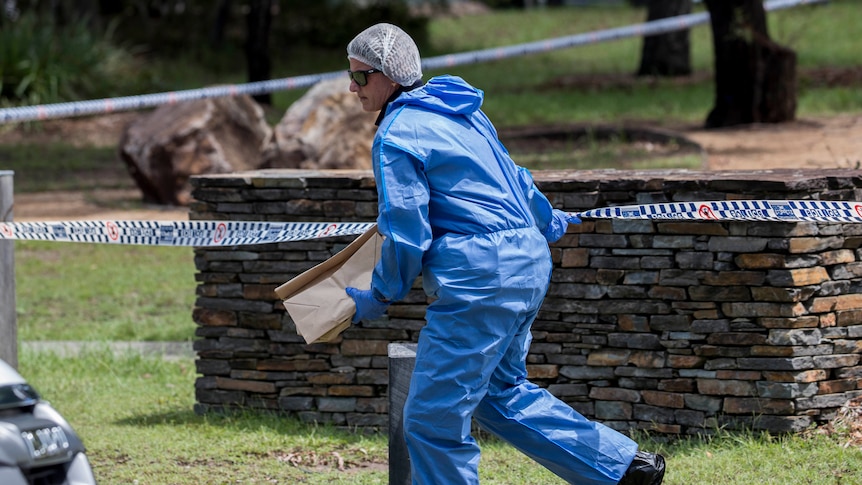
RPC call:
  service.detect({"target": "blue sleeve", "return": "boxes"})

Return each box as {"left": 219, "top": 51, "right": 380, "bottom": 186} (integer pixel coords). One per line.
{"left": 517, "top": 166, "right": 552, "bottom": 229}
{"left": 517, "top": 166, "right": 568, "bottom": 243}
{"left": 371, "top": 142, "right": 433, "bottom": 303}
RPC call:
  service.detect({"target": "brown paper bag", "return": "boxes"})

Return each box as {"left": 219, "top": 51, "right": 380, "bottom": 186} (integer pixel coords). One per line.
{"left": 275, "top": 225, "right": 383, "bottom": 344}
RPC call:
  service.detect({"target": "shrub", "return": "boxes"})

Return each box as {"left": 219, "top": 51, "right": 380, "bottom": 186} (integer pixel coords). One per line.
{"left": 0, "top": 13, "right": 135, "bottom": 105}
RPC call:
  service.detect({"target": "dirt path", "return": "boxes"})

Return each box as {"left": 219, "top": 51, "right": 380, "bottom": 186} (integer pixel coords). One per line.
{"left": 4, "top": 111, "right": 862, "bottom": 221}
{"left": 687, "top": 113, "right": 862, "bottom": 171}
{"left": 11, "top": 189, "right": 189, "bottom": 222}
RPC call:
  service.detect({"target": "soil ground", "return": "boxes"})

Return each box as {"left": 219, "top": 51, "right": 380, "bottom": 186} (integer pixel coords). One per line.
{"left": 686, "top": 113, "right": 862, "bottom": 171}
{"left": 2, "top": 111, "right": 862, "bottom": 221}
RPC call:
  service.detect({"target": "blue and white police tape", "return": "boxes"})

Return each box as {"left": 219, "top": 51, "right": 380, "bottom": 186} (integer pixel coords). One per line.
{"left": 578, "top": 200, "right": 862, "bottom": 223}
{"left": 1, "top": 199, "right": 860, "bottom": 247}
{"left": 0, "top": 220, "right": 376, "bottom": 246}
{"left": 422, "top": 0, "right": 823, "bottom": 71}
{"left": 0, "top": 0, "right": 825, "bottom": 125}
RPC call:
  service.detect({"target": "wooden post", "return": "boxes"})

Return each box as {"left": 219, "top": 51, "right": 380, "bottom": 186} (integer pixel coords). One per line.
{"left": 388, "top": 343, "right": 417, "bottom": 485}
{"left": 0, "top": 170, "right": 16, "bottom": 368}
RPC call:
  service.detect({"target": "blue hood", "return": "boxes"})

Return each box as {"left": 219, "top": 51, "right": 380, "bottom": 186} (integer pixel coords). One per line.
{"left": 390, "top": 75, "right": 483, "bottom": 116}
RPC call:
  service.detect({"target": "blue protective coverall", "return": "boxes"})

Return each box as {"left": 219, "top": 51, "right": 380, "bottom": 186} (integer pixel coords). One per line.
{"left": 369, "top": 74, "right": 638, "bottom": 484}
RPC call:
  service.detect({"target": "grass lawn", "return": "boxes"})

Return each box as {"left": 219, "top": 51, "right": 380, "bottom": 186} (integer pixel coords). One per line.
{"left": 16, "top": 350, "right": 862, "bottom": 484}
{"left": 14, "top": 241, "right": 197, "bottom": 341}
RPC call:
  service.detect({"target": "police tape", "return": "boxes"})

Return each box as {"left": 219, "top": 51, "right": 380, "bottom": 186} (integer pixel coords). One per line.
{"left": 1, "top": 199, "right": 860, "bottom": 247}
{"left": 578, "top": 200, "right": 862, "bottom": 223}
{"left": 0, "top": 0, "right": 825, "bottom": 124}
{"left": 0, "top": 220, "right": 376, "bottom": 246}
{"left": 422, "top": 0, "right": 824, "bottom": 71}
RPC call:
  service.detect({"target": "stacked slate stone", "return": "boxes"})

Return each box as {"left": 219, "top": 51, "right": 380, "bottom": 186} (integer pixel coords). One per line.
{"left": 537, "top": 216, "right": 862, "bottom": 434}
{"left": 190, "top": 168, "right": 862, "bottom": 434}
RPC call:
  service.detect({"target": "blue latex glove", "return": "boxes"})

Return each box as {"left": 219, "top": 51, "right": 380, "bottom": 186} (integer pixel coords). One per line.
{"left": 346, "top": 287, "right": 390, "bottom": 324}
{"left": 543, "top": 209, "right": 576, "bottom": 243}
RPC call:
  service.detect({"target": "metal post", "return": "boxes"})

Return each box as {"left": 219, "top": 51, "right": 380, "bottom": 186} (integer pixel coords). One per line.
{"left": 0, "top": 170, "right": 16, "bottom": 368}
{"left": 388, "top": 342, "right": 417, "bottom": 485}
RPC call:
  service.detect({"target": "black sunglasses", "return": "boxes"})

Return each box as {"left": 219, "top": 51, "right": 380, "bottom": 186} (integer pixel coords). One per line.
{"left": 347, "top": 68, "right": 380, "bottom": 86}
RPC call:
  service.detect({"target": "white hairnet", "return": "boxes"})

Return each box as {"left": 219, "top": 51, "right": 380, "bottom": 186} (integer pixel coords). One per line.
{"left": 347, "top": 23, "right": 423, "bottom": 87}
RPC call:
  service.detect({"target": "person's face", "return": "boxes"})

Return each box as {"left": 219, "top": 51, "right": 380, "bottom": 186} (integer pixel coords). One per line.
{"left": 348, "top": 59, "right": 399, "bottom": 112}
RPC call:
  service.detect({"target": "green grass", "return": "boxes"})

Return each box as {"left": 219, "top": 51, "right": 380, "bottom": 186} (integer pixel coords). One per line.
{"left": 17, "top": 350, "right": 862, "bottom": 484}
{"left": 0, "top": 143, "right": 131, "bottom": 193}
{"left": 420, "top": 0, "right": 862, "bottom": 127}
{"left": 658, "top": 429, "right": 862, "bottom": 484}
{"left": 503, "top": 124, "right": 707, "bottom": 170}
{"left": 15, "top": 241, "right": 196, "bottom": 341}
{"left": 517, "top": 150, "right": 703, "bottom": 171}
{"left": 16, "top": 350, "right": 548, "bottom": 484}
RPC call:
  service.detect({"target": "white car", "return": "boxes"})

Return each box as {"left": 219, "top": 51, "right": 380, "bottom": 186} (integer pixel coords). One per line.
{"left": 0, "top": 359, "right": 96, "bottom": 484}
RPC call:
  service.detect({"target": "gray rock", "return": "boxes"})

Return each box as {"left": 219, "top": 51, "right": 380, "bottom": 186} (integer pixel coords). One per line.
{"left": 262, "top": 77, "right": 377, "bottom": 170}
{"left": 119, "top": 94, "right": 272, "bottom": 205}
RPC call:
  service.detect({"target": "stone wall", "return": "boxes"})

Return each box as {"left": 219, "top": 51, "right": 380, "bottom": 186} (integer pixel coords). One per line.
{"left": 189, "top": 168, "right": 862, "bottom": 434}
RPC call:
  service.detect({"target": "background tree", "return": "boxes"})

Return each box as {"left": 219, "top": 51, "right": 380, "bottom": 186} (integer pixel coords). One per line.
{"left": 637, "top": 0, "right": 692, "bottom": 77}
{"left": 211, "top": 0, "right": 232, "bottom": 47}
{"left": 703, "top": 0, "right": 797, "bottom": 128}
{"left": 246, "top": 0, "right": 272, "bottom": 105}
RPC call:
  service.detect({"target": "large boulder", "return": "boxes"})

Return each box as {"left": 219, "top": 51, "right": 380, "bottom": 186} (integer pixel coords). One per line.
{"left": 119, "top": 94, "right": 272, "bottom": 205}
{"left": 119, "top": 78, "right": 377, "bottom": 205}
{"left": 261, "top": 77, "right": 377, "bottom": 170}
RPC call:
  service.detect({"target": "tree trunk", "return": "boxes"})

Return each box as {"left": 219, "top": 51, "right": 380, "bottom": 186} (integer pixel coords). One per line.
{"left": 704, "top": 0, "right": 797, "bottom": 128}
{"left": 637, "top": 0, "right": 692, "bottom": 77}
{"left": 212, "top": 0, "right": 232, "bottom": 47}
{"left": 246, "top": 0, "right": 272, "bottom": 106}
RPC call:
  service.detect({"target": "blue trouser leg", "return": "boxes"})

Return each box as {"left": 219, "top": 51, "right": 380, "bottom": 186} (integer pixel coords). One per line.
{"left": 404, "top": 230, "right": 637, "bottom": 484}
{"left": 403, "top": 292, "right": 505, "bottom": 485}
{"left": 473, "top": 312, "right": 638, "bottom": 485}
{"left": 403, "top": 286, "right": 636, "bottom": 484}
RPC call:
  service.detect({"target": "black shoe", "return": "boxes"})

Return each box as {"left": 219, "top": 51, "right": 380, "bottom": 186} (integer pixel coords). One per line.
{"left": 618, "top": 451, "right": 665, "bottom": 485}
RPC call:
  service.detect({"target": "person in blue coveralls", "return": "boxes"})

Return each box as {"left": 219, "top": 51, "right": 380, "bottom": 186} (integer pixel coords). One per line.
{"left": 344, "top": 23, "right": 666, "bottom": 485}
